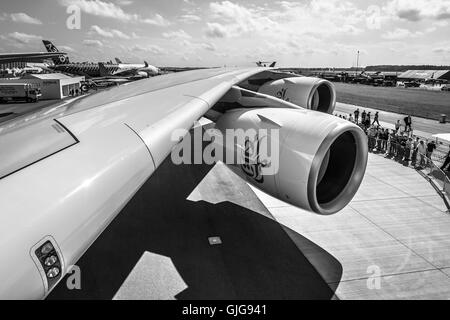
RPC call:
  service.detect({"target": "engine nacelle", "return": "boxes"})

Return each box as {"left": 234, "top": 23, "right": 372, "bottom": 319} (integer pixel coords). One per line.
{"left": 214, "top": 108, "right": 367, "bottom": 215}
{"left": 258, "top": 77, "right": 336, "bottom": 114}
{"left": 137, "top": 71, "right": 149, "bottom": 78}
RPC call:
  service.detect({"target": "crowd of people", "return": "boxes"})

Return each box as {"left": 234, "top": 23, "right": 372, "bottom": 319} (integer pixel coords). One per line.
{"left": 336, "top": 109, "right": 447, "bottom": 171}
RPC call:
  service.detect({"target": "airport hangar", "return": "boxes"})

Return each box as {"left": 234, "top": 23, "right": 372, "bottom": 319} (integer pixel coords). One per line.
{"left": 398, "top": 70, "right": 450, "bottom": 82}
{"left": 0, "top": 73, "right": 84, "bottom": 100}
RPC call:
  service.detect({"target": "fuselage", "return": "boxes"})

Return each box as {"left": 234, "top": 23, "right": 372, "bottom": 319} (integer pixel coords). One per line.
{"left": 50, "top": 63, "right": 160, "bottom": 78}
{"left": 50, "top": 63, "right": 120, "bottom": 77}
{"left": 118, "top": 63, "right": 160, "bottom": 76}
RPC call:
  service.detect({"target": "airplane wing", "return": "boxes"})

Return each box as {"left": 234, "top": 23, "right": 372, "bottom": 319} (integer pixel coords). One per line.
{"left": 0, "top": 68, "right": 271, "bottom": 299}
{"left": 0, "top": 52, "right": 66, "bottom": 63}
{"left": 0, "top": 67, "right": 368, "bottom": 299}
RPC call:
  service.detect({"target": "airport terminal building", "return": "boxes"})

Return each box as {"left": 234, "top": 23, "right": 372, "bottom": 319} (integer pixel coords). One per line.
{"left": 0, "top": 73, "right": 84, "bottom": 100}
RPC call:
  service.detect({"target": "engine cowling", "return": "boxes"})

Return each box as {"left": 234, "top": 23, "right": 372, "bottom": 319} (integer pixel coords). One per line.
{"left": 214, "top": 107, "right": 368, "bottom": 215}
{"left": 137, "top": 71, "right": 149, "bottom": 78}
{"left": 257, "top": 77, "right": 336, "bottom": 114}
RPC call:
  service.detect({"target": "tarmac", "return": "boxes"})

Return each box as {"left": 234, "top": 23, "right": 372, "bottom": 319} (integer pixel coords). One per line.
{"left": 0, "top": 99, "right": 59, "bottom": 124}
{"left": 253, "top": 153, "right": 450, "bottom": 299}
{"left": 48, "top": 135, "right": 450, "bottom": 300}
{"left": 335, "top": 102, "right": 450, "bottom": 141}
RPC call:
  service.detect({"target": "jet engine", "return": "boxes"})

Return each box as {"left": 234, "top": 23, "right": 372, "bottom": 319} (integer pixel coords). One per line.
{"left": 214, "top": 107, "right": 368, "bottom": 215}
{"left": 137, "top": 71, "right": 150, "bottom": 78}
{"left": 256, "top": 77, "right": 336, "bottom": 114}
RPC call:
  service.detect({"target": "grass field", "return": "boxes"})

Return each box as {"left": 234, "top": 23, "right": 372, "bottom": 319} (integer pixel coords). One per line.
{"left": 334, "top": 83, "right": 450, "bottom": 121}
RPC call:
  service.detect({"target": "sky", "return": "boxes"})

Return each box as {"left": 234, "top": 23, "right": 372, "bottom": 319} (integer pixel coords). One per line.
{"left": 0, "top": 0, "right": 449, "bottom": 67}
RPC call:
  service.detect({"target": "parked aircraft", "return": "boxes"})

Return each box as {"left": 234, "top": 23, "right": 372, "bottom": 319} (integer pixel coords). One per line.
{"left": 0, "top": 51, "right": 67, "bottom": 64}
{"left": 114, "top": 57, "right": 160, "bottom": 76}
{"left": 0, "top": 67, "right": 368, "bottom": 299}
{"left": 43, "top": 40, "right": 160, "bottom": 77}
{"left": 96, "top": 62, "right": 149, "bottom": 82}
{"left": 256, "top": 61, "right": 277, "bottom": 67}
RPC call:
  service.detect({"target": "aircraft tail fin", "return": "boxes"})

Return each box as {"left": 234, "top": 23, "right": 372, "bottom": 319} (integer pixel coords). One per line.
{"left": 43, "top": 40, "right": 59, "bottom": 53}
{"left": 144, "top": 61, "right": 149, "bottom": 68}
{"left": 115, "top": 58, "right": 123, "bottom": 64}
{"left": 98, "top": 62, "right": 112, "bottom": 77}
{"left": 42, "top": 40, "right": 70, "bottom": 65}
{"left": 269, "top": 62, "right": 277, "bottom": 68}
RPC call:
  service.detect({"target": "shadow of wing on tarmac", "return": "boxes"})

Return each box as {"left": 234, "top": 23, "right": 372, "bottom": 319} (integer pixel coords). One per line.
{"left": 48, "top": 140, "right": 342, "bottom": 300}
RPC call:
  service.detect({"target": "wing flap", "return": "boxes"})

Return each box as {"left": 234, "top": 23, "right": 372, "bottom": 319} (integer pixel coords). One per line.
{"left": 0, "top": 119, "right": 78, "bottom": 180}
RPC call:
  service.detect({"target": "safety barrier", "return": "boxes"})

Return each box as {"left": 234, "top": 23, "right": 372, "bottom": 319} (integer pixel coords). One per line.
{"left": 422, "top": 156, "right": 450, "bottom": 201}
{"left": 363, "top": 131, "right": 450, "bottom": 211}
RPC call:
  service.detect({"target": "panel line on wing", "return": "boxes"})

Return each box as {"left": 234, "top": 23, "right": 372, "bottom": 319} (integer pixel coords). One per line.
{"left": 124, "top": 123, "right": 157, "bottom": 169}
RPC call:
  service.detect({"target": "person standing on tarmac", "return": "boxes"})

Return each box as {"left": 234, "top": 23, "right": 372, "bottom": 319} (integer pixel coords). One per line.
{"left": 373, "top": 112, "right": 380, "bottom": 126}
{"left": 411, "top": 137, "right": 420, "bottom": 166}
{"left": 349, "top": 114, "right": 354, "bottom": 122}
{"left": 404, "top": 115, "right": 412, "bottom": 132}
{"left": 366, "top": 112, "right": 372, "bottom": 128}
{"left": 361, "top": 110, "right": 367, "bottom": 125}
{"left": 426, "top": 140, "right": 437, "bottom": 164}
{"left": 354, "top": 109, "right": 360, "bottom": 124}
{"left": 416, "top": 141, "right": 427, "bottom": 168}
{"left": 395, "top": 120, "right": 401, "bottom": 133}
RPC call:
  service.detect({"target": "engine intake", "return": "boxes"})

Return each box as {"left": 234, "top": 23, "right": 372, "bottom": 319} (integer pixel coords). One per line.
{"left": 308, "top": 125, "right": 367, "bottom": 215}
{"left": 258, "top": 77, "right": 336, "bottom": 114}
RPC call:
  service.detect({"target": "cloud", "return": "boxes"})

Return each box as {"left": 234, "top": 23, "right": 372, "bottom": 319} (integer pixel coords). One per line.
{"left": 386, "top": 0, "right": 450, "bottom": 22}
{"left": 381, "top": 27, "right": 429, "bottom": 40}
{"left": 89, "top": 25, "right": 137, "bottom": 39}
{"left": 204, "top": 0, "right": 367, "bottom": 42}
{"left": 90, "top": 25, "right": 114, "bottom": 37}
{"left": 83, "top": 39, "right": 104, "bottom": 47}
{"left": 338, "top": 24, "right": 364, "bottom": 35}
{"left": 433, "top": 47, "right": 450, "bottom": 54}
{"left": 111, "top": 29, "right": 132, "bottom": 39}
{"left": 162, "top": 29, "right": 192, "bottom": 40}
{"left": 178, "top": 14, "right": 201, "bottom": 23}
{"left": 208, "top": 1, "right": 277, "bottom": 36}
{"left": 7, "top": 32, "right": 41, "bottom": 44}
{"left": 60, "top": 0, "right": 133, "bottom": 20}
{"left": 130, "top": 44, "right": 167, "bottom": 55}
{"left": 10, "top": 13, "right": 42, "bottom": 24}
{"left": 116, "top": 0, "right": 133, "bottom": 5}
{"left": 59, "top": 0, "right": 170, "bottom": 26}
{"left": 141, "top": 14, "right": 171, "bottom": 26}
{"left": 202, "top": 42, "right": 217, "bottom": 51}
{"left": 205, "top": 22, "right": 228, "bottom": 38}
{"left": 59, "top": 45, "right": 76, "bottom": 52}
